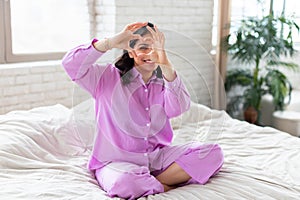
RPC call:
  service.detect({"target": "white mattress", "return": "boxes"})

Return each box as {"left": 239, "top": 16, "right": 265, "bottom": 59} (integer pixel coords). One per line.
{"left": 0, "top": 100, "right": 299, "bottom": 199}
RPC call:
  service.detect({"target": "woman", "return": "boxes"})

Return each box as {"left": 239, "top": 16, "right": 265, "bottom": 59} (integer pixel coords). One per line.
{"left": 62, "top": 22, "right": 223, "bottom": 199}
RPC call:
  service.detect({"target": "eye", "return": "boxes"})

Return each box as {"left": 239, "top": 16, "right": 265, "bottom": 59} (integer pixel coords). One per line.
{"left": 139, "top": 44, "right": 149, "bottom": 50}
{"left": 139, "top": 45, "right": 149, "bottom": 50}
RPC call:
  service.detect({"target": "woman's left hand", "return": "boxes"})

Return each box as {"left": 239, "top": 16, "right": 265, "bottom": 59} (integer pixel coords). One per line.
{"left": 146, "top": 25, "right": 170, "bottom": 66}
{"left": 146, "top": 25, "right": 176, "bottom": 81}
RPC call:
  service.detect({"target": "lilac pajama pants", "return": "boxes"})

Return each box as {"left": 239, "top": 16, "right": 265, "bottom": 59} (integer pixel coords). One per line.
{"left": 95, "top": 143, "right": 224, "bottom": 200}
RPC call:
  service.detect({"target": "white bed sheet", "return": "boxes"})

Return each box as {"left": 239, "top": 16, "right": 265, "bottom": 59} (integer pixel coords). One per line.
{"left": 0, "top": 101, "right": 299, "bottom": 200}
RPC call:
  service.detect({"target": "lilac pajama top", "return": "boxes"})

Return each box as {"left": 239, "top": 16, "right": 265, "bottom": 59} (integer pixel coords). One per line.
{"left": 62, "top": 39, "right": 224, "bottom": 199}
{"left": 62, "top": 39, "right": 191, "bottom": 170}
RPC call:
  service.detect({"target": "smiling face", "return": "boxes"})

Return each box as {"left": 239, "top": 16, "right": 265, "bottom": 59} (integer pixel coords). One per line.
{"left": 128, "top": 34, "right": 159, "bottom": 74}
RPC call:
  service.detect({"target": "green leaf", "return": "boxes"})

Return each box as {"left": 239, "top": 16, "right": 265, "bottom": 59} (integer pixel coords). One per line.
{"left": 267, "top": 60, "right": 299, "bottom": 71}
{"left": 225, "top": 69, "right": 253, "bottom": 91}
{"left": 265, "top": 69, "right": 292, "bottom": 110}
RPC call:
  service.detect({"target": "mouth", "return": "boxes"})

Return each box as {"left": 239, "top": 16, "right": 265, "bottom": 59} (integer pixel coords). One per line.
{"left": 143, "top": 59, "right": 154, "bottom": 64}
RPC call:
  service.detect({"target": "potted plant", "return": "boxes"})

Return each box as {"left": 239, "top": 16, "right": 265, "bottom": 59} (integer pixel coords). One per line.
{"left": 224, "top": 0, "right": 299, "bottom": 124}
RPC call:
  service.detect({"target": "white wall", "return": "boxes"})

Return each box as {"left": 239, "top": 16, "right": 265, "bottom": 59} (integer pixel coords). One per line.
{"left": 0, "top": 0, "right": 217, "bottom": 114}
{"left": 0, "top": 62, "right": 72, "bottom": 114}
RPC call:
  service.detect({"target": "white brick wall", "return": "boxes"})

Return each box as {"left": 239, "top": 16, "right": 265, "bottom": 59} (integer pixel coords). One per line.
{"left": 0, "top": 0, "right": 217, "bottom": 114}
{"left": 0, "top": 62, "right": 88, "bottom": 114}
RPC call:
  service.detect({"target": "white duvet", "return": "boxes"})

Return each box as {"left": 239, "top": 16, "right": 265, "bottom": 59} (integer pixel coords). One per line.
{"left": 0, "top": 100, "right": 299, "bottom": 199}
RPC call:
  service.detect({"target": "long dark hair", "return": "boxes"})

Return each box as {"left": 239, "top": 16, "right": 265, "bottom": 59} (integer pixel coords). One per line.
{"left": 115, "top": 22, "right": 162, "bottom": 83}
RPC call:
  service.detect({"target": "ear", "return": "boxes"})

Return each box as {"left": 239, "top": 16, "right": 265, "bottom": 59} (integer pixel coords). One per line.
{"left": 128, "top": 50, "right": 136, "bottom": 58}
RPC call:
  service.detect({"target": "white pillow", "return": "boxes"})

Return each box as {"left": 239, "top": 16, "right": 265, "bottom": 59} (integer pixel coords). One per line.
{"left": 71, "top": 98, "right": 96, "bottom": 150}
{"left": 171, "top": 101, "right": 215, "bottom": 129}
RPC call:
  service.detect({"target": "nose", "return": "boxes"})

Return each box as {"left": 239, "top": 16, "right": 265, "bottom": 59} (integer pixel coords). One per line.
{"left": 145, "top": 48, "right": 154, "bottom": 55}
{"left": 136, "top": 47, "right": 154, "bottom": 56}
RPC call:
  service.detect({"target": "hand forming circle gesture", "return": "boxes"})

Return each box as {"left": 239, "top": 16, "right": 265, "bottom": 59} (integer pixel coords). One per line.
{"left": 110, "top": 22, "right": 148, "bottom": 51}
{"left": 146, "top": 25, "right": 171, "bottom": 67}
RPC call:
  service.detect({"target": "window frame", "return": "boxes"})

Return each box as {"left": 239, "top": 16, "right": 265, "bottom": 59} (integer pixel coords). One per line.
{"left": 1, "top": 0, "right": 68, "bottom": 64}
{"left": 0, "top": 0, "right": 5, "bottom": 63}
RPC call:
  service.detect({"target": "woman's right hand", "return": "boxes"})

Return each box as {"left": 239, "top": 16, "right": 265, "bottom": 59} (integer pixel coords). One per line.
{"left": 109, "top": 22, "right": 147, "bottom": 51}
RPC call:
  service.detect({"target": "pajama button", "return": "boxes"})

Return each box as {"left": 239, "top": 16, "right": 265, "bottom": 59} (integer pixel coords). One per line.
{"left": 145, "top": 107, "right": 149, "bottom": 111}
{"left": 144, "top": 89, "right": 148, "bottom": 92}
{"left": 144, "top": 153, "right": 148, "bottom": 156}
{"left": 144, "top": 137, "right": 147, "bottom": 141}
{"left": 146, "top": 123, "right": 150, "bottom": 127}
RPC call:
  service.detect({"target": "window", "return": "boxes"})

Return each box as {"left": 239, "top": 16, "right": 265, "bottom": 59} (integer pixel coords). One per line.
{"left": 230, "top": 0, "right": 300, "bottom": 44}
{"left": 212, "top": 0, "right": 300, "bottom": 50}
{"left": 0, "top": 0, "right": 90, "bottom": 63}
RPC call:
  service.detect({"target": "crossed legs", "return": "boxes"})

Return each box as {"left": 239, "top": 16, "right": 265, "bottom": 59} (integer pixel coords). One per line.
{"left": 95, "top": 143, "right": 224, "bottom": 199}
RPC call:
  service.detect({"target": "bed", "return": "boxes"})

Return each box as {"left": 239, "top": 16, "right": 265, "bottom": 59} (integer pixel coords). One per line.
{"left": 1, "top": 99, "right": 300, "bottom": 199}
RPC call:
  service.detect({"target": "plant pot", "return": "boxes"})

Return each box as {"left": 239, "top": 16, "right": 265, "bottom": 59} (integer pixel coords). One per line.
{"left": 244, "top": 106, "right": 258, "bottom": 124}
